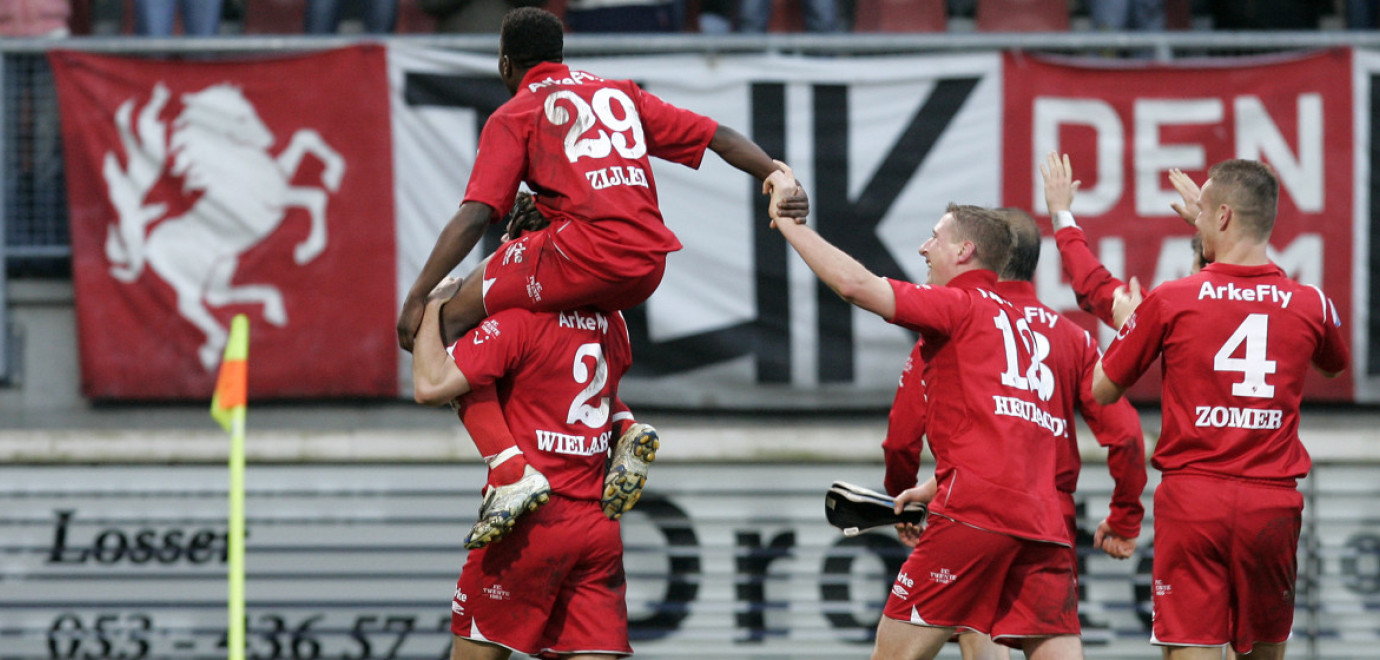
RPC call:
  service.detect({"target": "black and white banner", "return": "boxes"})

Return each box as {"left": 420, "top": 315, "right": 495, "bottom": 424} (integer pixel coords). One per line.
{"left": 387, "top": 46, "right": 1002, "bottom": 407}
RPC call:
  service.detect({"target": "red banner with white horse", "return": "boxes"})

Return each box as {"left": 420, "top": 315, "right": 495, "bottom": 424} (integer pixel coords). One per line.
{"left": 52, "top": 46, "right": 396, "bottom": 399}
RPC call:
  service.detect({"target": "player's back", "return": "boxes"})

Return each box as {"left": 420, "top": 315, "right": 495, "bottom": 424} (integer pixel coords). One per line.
{"left": 1121, "top": 262, "right": 1348, "bottom": 480}
{"left": 467, "top": 62, "right": 718, "bottom": 274}
{"left": 453, "top": 307, "right": 632, "bottom": 500}
{"left": 996, "top": 280, "right": 1101, "bottom": 491}
{"left": 889, "top": 273, "right": 1067, "bottom": 545}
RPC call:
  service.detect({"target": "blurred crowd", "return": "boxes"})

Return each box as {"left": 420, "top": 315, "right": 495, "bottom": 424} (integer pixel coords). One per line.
{"left": 1, "top": 0, "right": 1375, "bottom": 38}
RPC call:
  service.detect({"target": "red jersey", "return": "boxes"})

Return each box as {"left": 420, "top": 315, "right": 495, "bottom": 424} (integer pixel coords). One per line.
{"left": 464, "top": 62, "right": 719, "bottom": 281}
{"left": 882, "top": 341, "right": 927, "bottom": 497}
{"left": 449, "top": 308, "right": 632, "bottom": 501}
{"left": 887, "top": 271, "right": 1068, "bottom": 545}
{"left": 1054, "top": 226, "right": 1147, "bottom": 329}
{"left": 1101, "top": 263, "right": 1349, "bottom": 481}
{"left": 995, "top": 280, "right": 1147, "bottom": 538}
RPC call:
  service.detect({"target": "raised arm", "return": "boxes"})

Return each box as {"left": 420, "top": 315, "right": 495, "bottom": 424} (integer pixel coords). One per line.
{"left": 1041, "top": 151, "right": 1142, "bottom": 329}
{"left": 767, "top": 166, "right": 894, "bottom": 319}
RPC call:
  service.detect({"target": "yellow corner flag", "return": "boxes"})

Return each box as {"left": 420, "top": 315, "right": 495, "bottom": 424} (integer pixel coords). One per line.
{"left": 210, "top": 313, "right": 249, "bottom": 660}
{"left": 211, "top": 314, "right": 250, "bottom": 432}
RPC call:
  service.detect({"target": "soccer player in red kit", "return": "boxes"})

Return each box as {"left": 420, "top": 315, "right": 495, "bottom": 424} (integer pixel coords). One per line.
{"left": 396, "top": 7, "right": 806, "bottom": 533}
{"left": 883, "top": 210, "right": 1147, "bottom": 660}
{"left": 1093, "top": 159, "right": 1349, "bottom": 660}
{"left": 411, "top": 274, "right": 638, "bottom": 660}
{"left": 768, "top": 166, "right": 1082, "bottom": 660}
{"left": 995, "top": 209, "right": 1146, "bottom": 561}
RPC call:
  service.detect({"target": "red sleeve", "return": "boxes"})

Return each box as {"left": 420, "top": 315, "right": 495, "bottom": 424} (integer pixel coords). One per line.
{"left": 1309, "top": 287, "right": 1350, "bottom": 375}
{"left": 634, "top": 85, "right": 717, "bottom": 168}
{"left": 1100, "top": 293, "right": 1169, "bottom": 390}
{"left": 448, "top": 311, "right": 530, "bottom": 389}
{"left": 886, "top": 278, "right": 966, "bottom": 340}
{"left": 461, "top": 108, "right": 527, "bottom": 220}
{"left": 882, "top": 343, "right": 927, "bottom": 496}
{"left": 1074, "top": 331, "right": 1146, "bottom": 538}
{"left": 1055, "top": 227, "right": 1125, "bottom": 329}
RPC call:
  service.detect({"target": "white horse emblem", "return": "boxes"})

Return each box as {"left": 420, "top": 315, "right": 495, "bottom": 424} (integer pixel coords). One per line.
{"left": 102, "top": 83, "right": 345, "bottom": 370}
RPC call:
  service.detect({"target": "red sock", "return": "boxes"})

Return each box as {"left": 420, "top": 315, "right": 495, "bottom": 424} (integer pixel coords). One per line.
{"left": 457, "top": 387, "right": 527, "bottom": 486}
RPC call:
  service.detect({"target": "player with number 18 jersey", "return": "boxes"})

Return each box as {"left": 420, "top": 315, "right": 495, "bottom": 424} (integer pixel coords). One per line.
{"left": 883, "top": 271, "right": 1079, "bottom": 643}
{"left": 445, "top": 307, "right": 635, "bottom": 656}
{"left": 465, "top": 61, "right": 718, "bottom": 313}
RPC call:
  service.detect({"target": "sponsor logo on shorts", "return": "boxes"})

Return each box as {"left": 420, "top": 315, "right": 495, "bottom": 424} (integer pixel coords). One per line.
{"left": 483, "top": 583, "right": 510, "bottom": 601}
{"left": 526, "top": 276, "right": 543, "bottom": 303}
{"left": 891, "top": 584, "right": 909, "bottom": 599}
{"left": 929, "top": 568, "right": 956, "bottom": 585}
{"left": 502, "top": 240, "right": 528, "bottom": 265}
{"left": 1154, "top": 580, "right": 1172, "bottom": 597}
{"left": 897, "top": 572, "right": 914, "bottom": 588}
{"left": 452, "top": 589, "right": 467, "bottom": 615}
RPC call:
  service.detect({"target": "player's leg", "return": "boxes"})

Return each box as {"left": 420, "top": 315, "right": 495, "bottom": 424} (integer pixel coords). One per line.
{"left": 450, "top": 637, "right": 511, "bottom": 660}
{"left": 1020, "top": 635, "right": 1082, "bottom": 660}
{"left": 1227, "top": 483, "right": 1302, "bottom": 659}
{"left": 991, "top": 538, "right": 1080, "bottom": 659}
{"left": 872, "top": 618, "right": 953, "bottom": 660}
{"left": 440, "top": 261, "right": 489, "bottom": 346}
{"left": 602, "top": 399, "right": 659, "bottom": 519}
{"left": 456, "top": 388, "right": 549, "bottom": 550}
{"left": 1162, "top": 646, "right": 1225, "bottom": 659}
{"left": 1233, "top": 642, "right": 1284, "bottom": 660}
{"left": 959, "top": 632, "right": 1011, "bottom": 659}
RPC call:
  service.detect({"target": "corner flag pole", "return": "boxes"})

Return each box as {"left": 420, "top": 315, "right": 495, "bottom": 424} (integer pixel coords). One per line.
{"left": 211, "top": 314, "right": 249, "bottom": 660}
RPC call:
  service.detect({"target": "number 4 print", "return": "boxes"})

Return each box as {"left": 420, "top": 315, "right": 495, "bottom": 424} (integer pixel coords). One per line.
{"left": 1214, "top": 313, "right": 1277, "bottom": 398}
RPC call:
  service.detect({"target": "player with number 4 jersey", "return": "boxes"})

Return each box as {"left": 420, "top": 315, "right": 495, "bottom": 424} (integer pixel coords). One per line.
{"left": 1094, "top": 159, "right": 1348, "bottom": 658}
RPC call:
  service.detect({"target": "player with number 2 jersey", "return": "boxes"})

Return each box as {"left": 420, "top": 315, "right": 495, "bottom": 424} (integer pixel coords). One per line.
{"left": 421, "top": 302, "right": 637, "bottom": 657}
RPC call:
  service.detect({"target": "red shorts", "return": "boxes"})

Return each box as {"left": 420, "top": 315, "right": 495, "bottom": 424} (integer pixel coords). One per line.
{"left": 882, "top": 516, "right": 1080, "bottom": 645}
{"left": 451, "top": 495, "right": 631, "bottom": 659}
{"left": 483, "top": 221, "right": 665, "bottom": 315}
{"left": 1151, "top": 473, "right": 1302, "bottom": 654}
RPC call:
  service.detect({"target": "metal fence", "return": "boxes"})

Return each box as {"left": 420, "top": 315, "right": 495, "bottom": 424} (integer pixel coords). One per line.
{"left": 2, "top": 461, "right": 1378, "bottom": 660}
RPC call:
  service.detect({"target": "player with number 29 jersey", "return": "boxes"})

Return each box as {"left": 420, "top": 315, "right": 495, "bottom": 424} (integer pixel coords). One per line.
{"left": 465, "top": 61, "right": 718, "bottom": 288}
{"left": 1101, "top": 262, "right": 1348, "bottom": 481}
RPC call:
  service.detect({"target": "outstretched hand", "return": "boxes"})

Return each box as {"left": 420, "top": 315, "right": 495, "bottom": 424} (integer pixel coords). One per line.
{"left": 1039, "top": 151, "right": 1081, "bottom": 215}
{"left": 1112, "top": 276, "right": 1143, "bottom": 331}
{"left": 1168, "top": 168, "right": 1200, "bottom": 227}
{"left": 1093, "top": 519, "right": 1137, "bottom": 560}
{"left": 397, "top": 297, "right": 424, "bottom": 353}
{"left": 763, "top": 160, "right": 808, "bottom": 227}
